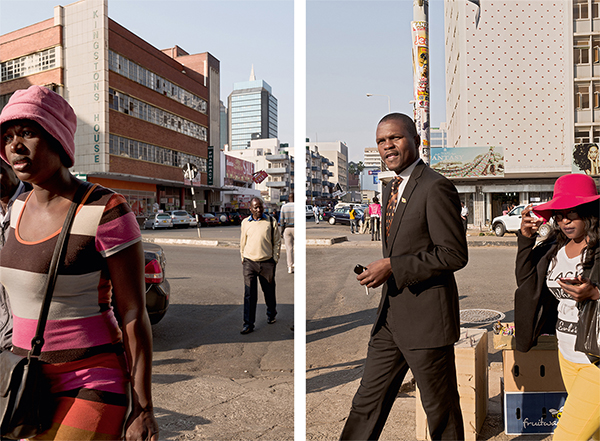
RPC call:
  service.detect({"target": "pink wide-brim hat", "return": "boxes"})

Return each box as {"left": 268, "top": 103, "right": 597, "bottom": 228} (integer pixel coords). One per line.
{"left": 0, "top": 85, "right": 76, "bottom": 167}
{"left": 532, "top": 174, "right": 600, "bottom": 221}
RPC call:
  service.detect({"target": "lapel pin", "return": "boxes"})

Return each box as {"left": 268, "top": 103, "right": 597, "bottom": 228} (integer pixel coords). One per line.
{"left": 401, "top": 198, "right": 407, "bottom": 203}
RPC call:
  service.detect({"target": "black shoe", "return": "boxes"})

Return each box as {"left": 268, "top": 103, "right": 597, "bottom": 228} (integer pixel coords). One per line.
{"left": 240, "top": 325, "right": 254, "bottom": 334}
{"left": 267, "top": 317, "right": 276, "bottom": 324}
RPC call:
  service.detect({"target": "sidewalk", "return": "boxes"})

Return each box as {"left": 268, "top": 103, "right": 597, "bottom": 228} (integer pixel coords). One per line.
{"left": 142, "top": 224, "right": 517, "bottom": 248}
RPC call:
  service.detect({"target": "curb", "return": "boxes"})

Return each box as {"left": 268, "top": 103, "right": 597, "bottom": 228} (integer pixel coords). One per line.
{"left": 143, "top": 236, "right": 517, "bottom": 248}
{"left": 306, "top": 236, "right": 348, "bottom": 246}
{"left": 467, "top": 239, "right": 516, "bottom": 247}
{"left": 144, "top": 237, "right": 219, "bottom": 247}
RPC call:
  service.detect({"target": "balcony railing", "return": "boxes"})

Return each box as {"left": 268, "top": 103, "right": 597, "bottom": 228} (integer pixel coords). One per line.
{"left": 266, "top": 181, "right": 289, "bottom": 188}
{"left": 268, "top": 167, "right": 287, "bottom": 174}
{"left": 266, "top": 154, "right": 288, "bottom": 160}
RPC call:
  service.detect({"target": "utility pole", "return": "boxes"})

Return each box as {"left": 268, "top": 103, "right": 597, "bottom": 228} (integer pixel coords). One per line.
{"left": 412, "top": 0, "right": 430, "bottom": 165}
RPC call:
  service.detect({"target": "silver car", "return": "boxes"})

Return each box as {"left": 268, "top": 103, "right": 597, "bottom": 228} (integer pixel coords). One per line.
{"left": 169, "top": 210, "right": 192, "bottom": 228}
{"left": 143, "top": 213, "right": 173, "bottom": 230}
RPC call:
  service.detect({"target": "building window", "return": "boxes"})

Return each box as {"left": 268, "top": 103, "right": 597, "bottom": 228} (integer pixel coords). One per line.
{"left": 594, "top": 129, "right": 600, "bottom": 142}
{"left": 1, "top": 48, "right": 56, "bottom": 82}
{"left": 594, "top": 38, "right": 600, "bottom": 63}
{"left": 594, "top": 0, "right": 600, "bottom": 18}
{"left": 574, "top": 0, "right": 589, "bottom": 19}
{"left": 576, "top": 84, "right": 591, "bottom": 109}
{"left": 594, "top": 83, "right": 600, "bottom": 108}
{"left": 109, "top": 89, "right": 207, "bottom": 141}
{"left": 108, "top": 50, "right": 207, "bottom": 114}
{"left": 109, "top": 134, "right": 207, "bottom": 171}
{"left": 575, "top": 129, "right": 591, "bottom": 143}
{"left": 575, "top": 38, "right": 590, "bottom": 64}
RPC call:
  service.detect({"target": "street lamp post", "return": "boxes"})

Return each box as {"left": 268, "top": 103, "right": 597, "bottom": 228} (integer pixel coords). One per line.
{"left": 366, "top": 93, "right": 391, "bottom": 114}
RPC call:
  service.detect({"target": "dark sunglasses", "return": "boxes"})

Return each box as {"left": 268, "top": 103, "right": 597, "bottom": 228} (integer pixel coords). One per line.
{"left": 552, "top": 210, "right": 580, "bottom": 222}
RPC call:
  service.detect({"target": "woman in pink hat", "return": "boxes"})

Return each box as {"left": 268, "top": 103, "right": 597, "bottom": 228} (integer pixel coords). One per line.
{"left": 0, "top": 86, "right": 158, "bottom": 440}
{"left": 515, "top": 173, "right": 599, "bottom": 441}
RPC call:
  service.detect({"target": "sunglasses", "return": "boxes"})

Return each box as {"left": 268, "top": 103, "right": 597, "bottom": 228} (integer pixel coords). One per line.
{"left": 552, "top": 210, "right": 580, "bottom": 222}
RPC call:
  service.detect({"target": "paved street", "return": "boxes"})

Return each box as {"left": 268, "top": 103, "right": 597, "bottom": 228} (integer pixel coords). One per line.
{"left": 142, "top": 223, "right": 552, "bottom": 441}
{"left": 148, "top": 244, "right": 294, "bottom": 440}
{"left": 305, "top": 243, "right": 550, "bottom": 441}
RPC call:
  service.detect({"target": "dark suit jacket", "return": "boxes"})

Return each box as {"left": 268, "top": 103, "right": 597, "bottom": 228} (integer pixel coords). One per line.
{"left": 374, "top": 160, "right": 468, "bottom": 350}
{"left": 514, "top": 232, "right": 599, "bottom": 354}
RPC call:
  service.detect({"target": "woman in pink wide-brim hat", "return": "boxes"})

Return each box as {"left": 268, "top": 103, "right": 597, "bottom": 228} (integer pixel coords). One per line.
{"left": 514, "top": 173, "right": 599, "bottom": 441}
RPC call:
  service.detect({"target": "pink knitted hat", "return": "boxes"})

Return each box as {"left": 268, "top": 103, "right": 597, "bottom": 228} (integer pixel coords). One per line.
{"left": 0, "top": 85, "right": 76, "bottom": 167}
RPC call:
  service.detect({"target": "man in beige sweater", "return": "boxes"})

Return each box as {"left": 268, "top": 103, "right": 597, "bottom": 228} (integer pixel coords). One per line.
{"left": 239, "top": 197, "right": 281, "bottom": 334}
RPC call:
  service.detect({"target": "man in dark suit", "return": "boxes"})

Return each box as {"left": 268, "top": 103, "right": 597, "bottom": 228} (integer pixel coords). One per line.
{"left": 340, "top": 113, "right": 468, "bottom": 440}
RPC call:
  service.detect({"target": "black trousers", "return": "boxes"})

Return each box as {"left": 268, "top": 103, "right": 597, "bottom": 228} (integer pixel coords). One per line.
{"left": 242, "top": 258, "right": 277, "bottom": 326}
{"left": 340, "top": 320, "right": 464, "bottom": 441}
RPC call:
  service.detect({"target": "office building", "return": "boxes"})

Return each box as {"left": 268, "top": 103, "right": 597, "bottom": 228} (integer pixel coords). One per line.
{"left": 443, "top": 0, "right": 597, "bottom": 227}
{"left": 363, "top": 147, "right": 383, "bottom": 169}
{"left": 0, "top": 0, "right": 222, "bottom": 215}
{"left": 430, "top": 124, "right": 448, "bottom": 149}
{"left": 308, "top": 141, "right": 349, "bottom": 197}
{"left": 305, "top": 143, "right": 335, "bottom": 205}
{"left": 220, "top": 100, "right": 228, "bottom": 151}
{"left": 225, "top": 138, "right": 292, "bottom": 208}
{"left": 228, "top": 68, "right": 278, "bottom": 151}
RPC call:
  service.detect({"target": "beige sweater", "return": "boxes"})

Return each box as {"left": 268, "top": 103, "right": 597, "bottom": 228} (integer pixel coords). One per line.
{"left": 240, "top": 215, "right": 281, "bottom": 263}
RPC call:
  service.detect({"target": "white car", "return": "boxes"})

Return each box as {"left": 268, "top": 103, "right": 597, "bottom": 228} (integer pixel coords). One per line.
{"left": 491, "top": 203, "right": 553, "bottom": 237}
{"left": 306, "top": 205, "right": 314, "bottom": 218}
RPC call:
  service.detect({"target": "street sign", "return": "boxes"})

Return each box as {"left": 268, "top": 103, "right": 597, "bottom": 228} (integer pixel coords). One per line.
{"left": 252, "top": 170, "right": 268, "bottom": 183}
{"left": 182, "top": 163, "right": 199, "bottom": 180}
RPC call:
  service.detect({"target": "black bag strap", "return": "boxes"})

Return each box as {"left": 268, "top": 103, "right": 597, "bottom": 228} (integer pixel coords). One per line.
{"left": 29, "top": 182, "right": 93, "bottom": 358}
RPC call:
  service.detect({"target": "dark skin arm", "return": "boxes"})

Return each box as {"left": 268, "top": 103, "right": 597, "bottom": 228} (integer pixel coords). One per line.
{"left": 107, "top": 241, "right": 159, "bottom": 441}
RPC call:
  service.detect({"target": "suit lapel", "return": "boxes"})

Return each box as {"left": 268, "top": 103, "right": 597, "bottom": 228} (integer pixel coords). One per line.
{"left": 386, "top": 161, "right": 425, "bottom": 254}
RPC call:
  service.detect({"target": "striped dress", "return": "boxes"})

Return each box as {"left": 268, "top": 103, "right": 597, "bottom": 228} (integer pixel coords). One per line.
{"left": 0, "top": 184, "right": 141, "bottom": 440}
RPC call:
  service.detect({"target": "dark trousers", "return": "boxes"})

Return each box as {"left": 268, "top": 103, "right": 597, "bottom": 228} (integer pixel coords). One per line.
{"left": 242, "top": 258, "right": 277, "bottom": 326}
{"left": 340, "top": 321, "right": 464, "bottom": 441}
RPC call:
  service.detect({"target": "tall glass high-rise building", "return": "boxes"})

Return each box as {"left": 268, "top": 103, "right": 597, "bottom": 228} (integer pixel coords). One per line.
{"left": 228, "top": 70, "right": 278, "bottom": 151}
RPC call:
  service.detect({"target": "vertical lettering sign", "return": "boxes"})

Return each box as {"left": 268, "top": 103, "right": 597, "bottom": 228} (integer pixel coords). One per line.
{"left": 92, "top": 8, "right": 101, "bottom": 164}
{"left": 207, "top": 146, "right": 214, "bottom": 185}
{"left": 65, "top": 0, "right": 107, "bottom": 172}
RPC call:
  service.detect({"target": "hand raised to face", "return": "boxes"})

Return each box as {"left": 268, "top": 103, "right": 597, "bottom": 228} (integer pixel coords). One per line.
{"left": 519, "top": 204, "right": 543, "bottom": 238}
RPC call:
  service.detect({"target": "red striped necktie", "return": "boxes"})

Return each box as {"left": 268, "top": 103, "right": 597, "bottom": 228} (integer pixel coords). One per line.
{"left": 385, "top": 176, "right": 403, "bottom": 238}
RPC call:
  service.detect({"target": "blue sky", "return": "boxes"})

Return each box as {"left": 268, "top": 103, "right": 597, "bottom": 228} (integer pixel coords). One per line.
{"left": 307, "top": 0, "right": 447, "bottom": 161}
{"left": 0, "top": 0, "right": 449, "bottom": 161}
{"left": 0, "top": 0, "right": 295, "bottom": 144}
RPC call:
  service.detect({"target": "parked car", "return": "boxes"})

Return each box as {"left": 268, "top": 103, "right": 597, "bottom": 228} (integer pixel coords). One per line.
{"left": 228, "top": 212, "right": 242, "bottom": 225}
{"left": 322, "top": 206, "right": 364, "bottom": 227}
{"left": 198, "top": 213, "right": 220, "bottom": 227}
{"left": 306, "top": 205, "right": 314, "bottom": 218}
{"left": 142, "top": 242, "right": 170, "bottom": 325}
{"left": 491, "top": 203, "right": 545, "bottom": 237}
{"left": 169, "top": 210, "right": 192, "bottom": 228}
{"left": 143, "top": 213, "right": 173, "bottom": 230}
{"left": 213, "top": 212, "right": 233, "bottom": 225}
{"left": 188, "top": 214, "right": 198, "bottom": 227}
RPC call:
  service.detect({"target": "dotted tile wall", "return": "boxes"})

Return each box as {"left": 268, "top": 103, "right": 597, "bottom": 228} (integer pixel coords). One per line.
{"left": 449, "top": 1, "right": 570, "bottom": 173}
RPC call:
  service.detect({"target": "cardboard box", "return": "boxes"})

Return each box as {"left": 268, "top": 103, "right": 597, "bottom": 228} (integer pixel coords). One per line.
{"left": 503, "top": 391, "right": 567, "bottom": 435}
{"left": 492, "top": 323, "right": 558, "bottom": 350}
{"left": 503, "top": 350, "right": 565, "bottom": 392}
{"left": 416, "top": 328, "right": 488, "bottom": 441}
